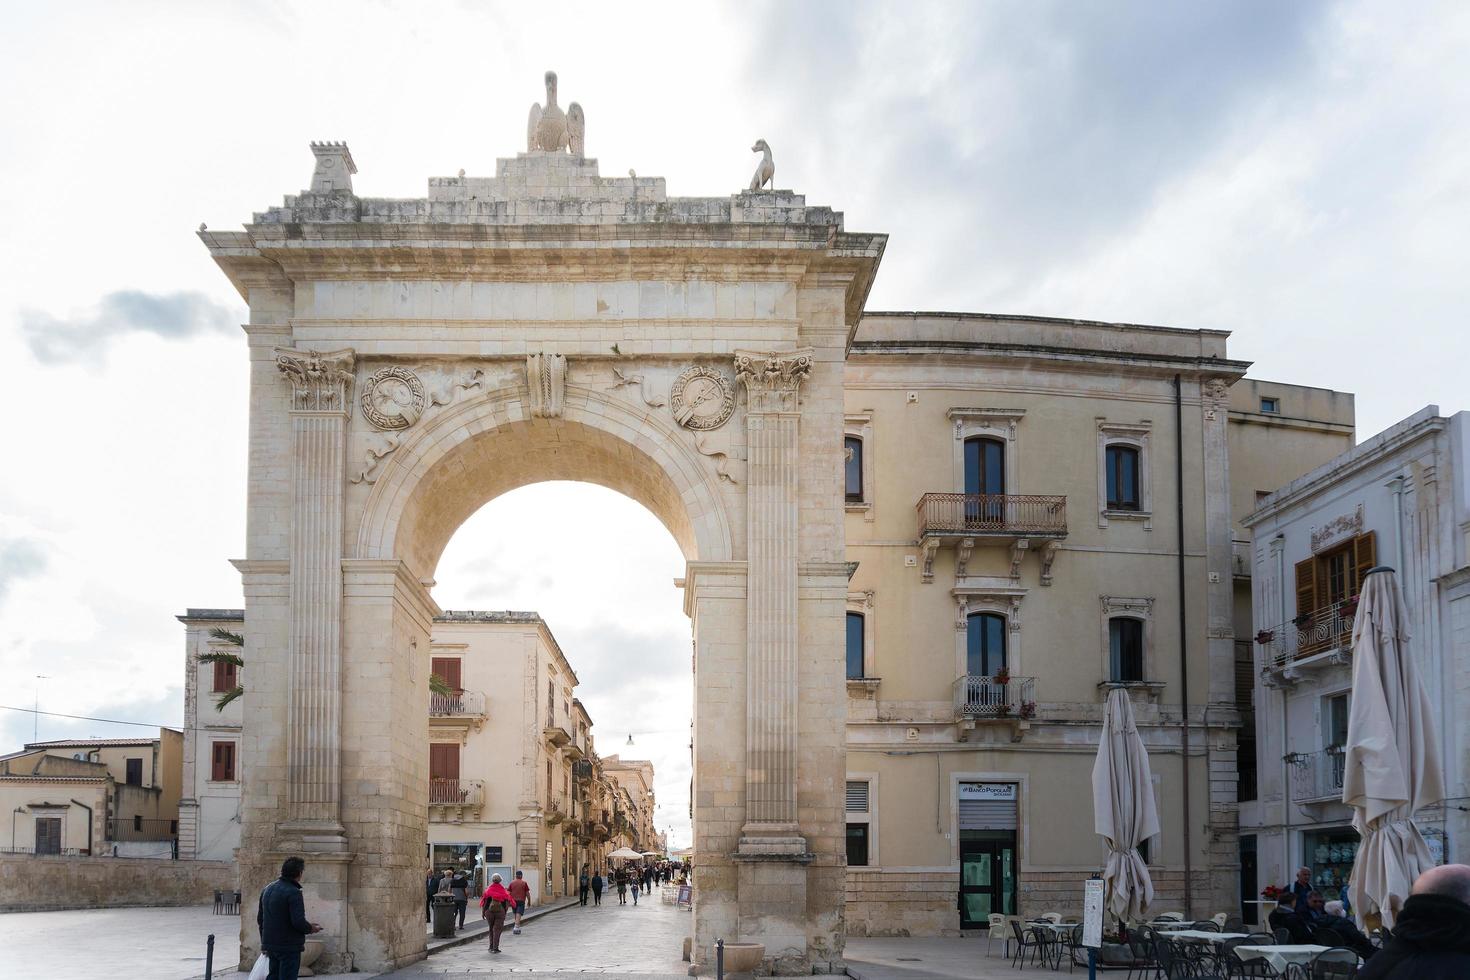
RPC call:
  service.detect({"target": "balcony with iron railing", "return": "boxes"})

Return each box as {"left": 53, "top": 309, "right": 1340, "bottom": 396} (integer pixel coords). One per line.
{"left": 1257, "top": 599, "right": 1356, "bottom": 680}
{"left": 916, "top": 494, "right": 1066, "bottom": 583}
{"left": 1289, "top": 746, "right": 1346, "bottom": 804}
{"left": 953, "top": 675, "right": 1037, "bottom": 740}
{"left": 429, "top": 777, "right": 485, "bottom": 812}
{"left": 106, "top": 817, "right": 178, "bottom": 842}
{"left": 543, "top": 723, "right": 572, "bottom": 749}
{"left": 429, "top": 690, "right": 488, "bottom": 732}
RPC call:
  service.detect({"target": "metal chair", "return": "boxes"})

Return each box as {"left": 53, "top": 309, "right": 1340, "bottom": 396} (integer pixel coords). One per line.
{"left": 1125, "top": 927, "right": 1161, "bottom": 980}
{"left": 1192, "top": 920, "right": 1222, "bottom": 932}
{"left": 1156, "top": 911, "right": 1185, "bottom": 921}
{"left": 1060, "top": 923, "right": 1085, "bottom": 973}
{"left": 1273, "top": 927, "right": 1292, "bottom": 944}
{"left": 1221, "top": 936, "right": 1279, "bottom": 979}
{"left": 1304, "top": 948, "right": 1359, "bottom": 980}
{"left": 1010, "top": 918, "right": 1048, "bottom": 971}
{"left": 1223, "top": 915, "right": 1246, "bottom": 934}
{"left": 986, "top": 912, "right": 1009, "bottom": 957}
{"left": 1212, "top": 912, "right": 1229, "bottom": 929}
{"left": 1155, "top": 938, "right": 1226, "bottom": 980}
{"left": 1041, "top": 910, "right": 1063, "bottom": 923}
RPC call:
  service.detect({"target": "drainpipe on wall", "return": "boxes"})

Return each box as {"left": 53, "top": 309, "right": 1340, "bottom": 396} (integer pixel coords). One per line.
{"left": 1174, "top": 374, "right": 1194, "bottom": 917}
{"left": 1274, "top": 534, "right": 1291, "bottom": 882}
{"left": 70, "top": 798, "right": 93, "bottom": 855}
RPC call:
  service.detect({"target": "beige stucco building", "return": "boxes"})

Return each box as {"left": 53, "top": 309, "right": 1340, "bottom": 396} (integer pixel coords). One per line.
{"left": 1, "top": 731, "right": 183, "bottom": 858}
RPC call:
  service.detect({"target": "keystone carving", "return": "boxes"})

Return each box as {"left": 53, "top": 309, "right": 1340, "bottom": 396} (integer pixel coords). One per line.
{"left": 527, "top": 353, "right": 567, "bottom": 418}
{"left": 733, "top": 348, "right": 813, "bottom": 413}
{"left": 275, "top": 347, "right": 355, "bottom": 413}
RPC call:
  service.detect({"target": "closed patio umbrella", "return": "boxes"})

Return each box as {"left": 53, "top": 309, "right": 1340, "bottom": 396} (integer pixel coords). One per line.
{"left": 1343, "top": 566, "right": 1444, "bottom": 929}
{"left": 1092, "top": 687, "right": 1160, "bottom": 922}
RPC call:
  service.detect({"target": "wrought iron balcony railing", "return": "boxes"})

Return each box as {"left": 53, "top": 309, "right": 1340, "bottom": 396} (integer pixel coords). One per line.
{"left": 918, "top": 493, "right": 1067, "bottom": 537}
{"left": 429, "top": 690, "right": 487, "bottom": 718}
{"left": 953, "top": 674, "right": 1037, "bottom": 721}
{"left": 1257, "top": 599, "right": 1356, "bottom": 670}
{"left": 429, "top": 777, "right": 484, "bottom": 807}
{"left": 1289, "top": 746, "right": 1346, "bottom": 803}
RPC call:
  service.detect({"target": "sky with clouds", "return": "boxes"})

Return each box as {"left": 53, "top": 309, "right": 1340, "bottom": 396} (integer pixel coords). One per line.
{"left": 1, "top": 1, "right": 1466, "bottom": 850}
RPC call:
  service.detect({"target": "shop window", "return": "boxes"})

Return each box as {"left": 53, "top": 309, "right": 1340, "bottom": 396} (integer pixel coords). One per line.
{"left": 1105, "top": 445, "right": 1141, "bottom": 511}
{"left": 846, "top": 612, "right": 866, "bottom": 679}
{"left": 1109, "top": 618, "right": 1145, "bottom": 682}
{"left": 845, "top": 824, "right": 870, "bottom": 867}
{"left": 1303, "top": 827, "right": 1359, "bottom": 892}
{"left": 844, "top": 437, "right": 864, "bottom": 503}
{"left": 966, "top": 612, "right": 1007, "bottom": 677}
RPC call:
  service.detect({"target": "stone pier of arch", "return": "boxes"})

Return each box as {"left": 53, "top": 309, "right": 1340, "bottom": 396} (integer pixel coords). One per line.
{"left": 204, "top": 141, "right": 884, "bottom": 974}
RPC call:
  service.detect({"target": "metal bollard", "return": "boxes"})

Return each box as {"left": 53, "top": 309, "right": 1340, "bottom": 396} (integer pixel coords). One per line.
{"left": 716, "top": 937, "right": 725, "bottom": 980}
{"left": 205, "top": 933, "right": 215, "bottom": 980}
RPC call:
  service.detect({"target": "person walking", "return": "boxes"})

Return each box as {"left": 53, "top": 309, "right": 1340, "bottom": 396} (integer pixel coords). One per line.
{"left": 480, "top": 873, "right": 513, "bottom": 954}
{"left": 506, "top": 869, "right": 532, "bottom": 935}
{"left": 425, "top": 867, "right": 441, "bottom": 923}
{"left": 644, "top": 865, "right": 653, "bottom": 894}
{"left": 1358, "top": 864, "right": 1470, "bottom": 979}
{"left": 256, "top": 856, "right": 323, "bottom": 980}
{"left": 449, "top": 869, "right": 470, "bottom": 931}
{"left": 631, "top": 871, "right": 640, "bottom": 906}
{"left": 590, "top": 868, "right": 604, "bottom": 906}
{"left": 578, "top": 865, "right": 590, "bottom": 906}
{"left": 615, "top": 866, "right": 628, "bottom": 904}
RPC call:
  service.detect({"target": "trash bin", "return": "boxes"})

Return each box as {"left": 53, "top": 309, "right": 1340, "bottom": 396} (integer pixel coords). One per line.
{"left": 431, "top": 893, "right": 457, "bottom": 938}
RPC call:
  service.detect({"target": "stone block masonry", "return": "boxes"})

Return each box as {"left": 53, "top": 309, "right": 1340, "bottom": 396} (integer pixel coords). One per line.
{"left": 0, "top": 854, "right": 237, "bottom": 911}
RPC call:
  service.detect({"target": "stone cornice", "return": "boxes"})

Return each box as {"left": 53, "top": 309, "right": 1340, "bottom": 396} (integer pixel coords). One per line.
{"left": 849, "top": 340, "right": 1250, "bottom": 382}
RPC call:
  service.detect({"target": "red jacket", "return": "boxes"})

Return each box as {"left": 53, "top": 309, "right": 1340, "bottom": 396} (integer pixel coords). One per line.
{"left": 481, "top": 882, "right": 513, "bottom": 912}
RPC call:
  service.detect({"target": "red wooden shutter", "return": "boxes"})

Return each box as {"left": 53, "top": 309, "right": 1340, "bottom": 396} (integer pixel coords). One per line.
{"left": 211, "top": 742, "right": 235, "bottom": 781}
{"left": 429, "top": 743, "right": 459, "bottom": 780}
{"left": 212, "top": 661, "right": 238, "bottom": 693}
{"left": 1294, "top": 557, "right": 1317, "bottom": 619}
{"left": 1352, "top": 532, "right": 1377, "bottom": 596}
{"left": 431, "top": 657, "right": 462, "bottom": 692}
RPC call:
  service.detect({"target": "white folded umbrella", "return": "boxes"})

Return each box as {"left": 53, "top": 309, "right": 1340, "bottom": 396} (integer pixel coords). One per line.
{"left": 1092, "top": 687, "right": 1160, "bottom": 922}
{"left": 1343, "top": 566, "right": 1445, "bottom": 928}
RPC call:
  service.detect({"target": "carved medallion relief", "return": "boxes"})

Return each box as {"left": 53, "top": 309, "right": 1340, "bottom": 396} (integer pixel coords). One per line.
{"left": 670, "top": 365, "right": 735, "bottom": 430}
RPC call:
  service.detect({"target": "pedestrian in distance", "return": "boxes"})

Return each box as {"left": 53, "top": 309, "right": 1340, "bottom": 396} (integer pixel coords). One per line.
{"left": 631, "top": 871, "right": 640, "bottom": 905}
{"left": 644, "top": 865, "right": 653, "bottom": 894}
{"left": 481, "top": 873, "right": 513, "bottom": 954}
{"left": 1358, "top": 864, "right": 1470, "bottom": 980}
{"left": 591, "top": 868, "right": 604, "bottom": 906}
{"left": 425, "top": 866, "right": 442, "bottom": 923}
{"left": 615, "top": 866, "right": 628, "bottom": 904}
{"left": 579, "top": 865, "right": 590, "bottom": 906}
{"left": 256, "top": 855, "right": 323, "bottom": 980}
{"left": 507, "top": 868, "right": 532, "bottom": 934}
{"left": 450, "top": 869, "right": 470, "bottom": 930}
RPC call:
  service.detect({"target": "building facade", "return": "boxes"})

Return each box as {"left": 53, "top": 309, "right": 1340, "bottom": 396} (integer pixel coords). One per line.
{"left": 1240, "top": 406, "right": 1470, "bottom": 906}
{"left": 0, "top": 731, "right": 183, "bottom": 858}
{"left": 178, "top": 609, "right": 246, "bottom": 862}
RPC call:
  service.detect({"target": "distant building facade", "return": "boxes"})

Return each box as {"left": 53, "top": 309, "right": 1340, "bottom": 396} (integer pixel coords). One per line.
{"left": 1240, "top": 406, "right": 1470, "bottom": 904}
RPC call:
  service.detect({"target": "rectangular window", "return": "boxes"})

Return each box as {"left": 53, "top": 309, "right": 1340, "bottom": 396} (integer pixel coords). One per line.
{"left": 845, "top": 780, "right": 870, "bottom": 813}
{"left": 209, "top": 741, "right": 236, "bottom": 782}
{"left": 429, "top": 742, "right": 460, "bottom": 780}
{"left": 430, "top": 656, "right": 462, "bottom": 692}
{"left": 133, "top": 814, "right": 143, "bottom": 832}
{"left": 845, "top": 612, "right": 865, "bottom": 679}
{"left": 547, "top": 679, "right": 556, "bottom": 728}
{"left": 125, "top": 758, "right": 143, "bottom": 786}
{"left": 844, "top": 437, "right": 864, "bottom": 503}
{"left": 845, "top": 823, "right": 870, "bottom": 867}
{"left": 211, "top": 660, "right": 238, "bottom": 694}
{"left": 1324, "top": 693, "right": 1350, "bottom": 748}
{"left": 1105, "top": 445, "right": 1140, "bottom": 510}
{"left": 1260, "top": 397, "right": 1279, "bottom": 414}
{"left": 1109, "top": 618, "right": 1144, "bottom": 682}
{"left": 34, "top": 817, "right": 62, "bottom": 855}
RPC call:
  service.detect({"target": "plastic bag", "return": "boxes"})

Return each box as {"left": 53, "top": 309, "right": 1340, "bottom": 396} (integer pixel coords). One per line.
{"left": 248, "top": 954, "right": 270, "bottom": 980}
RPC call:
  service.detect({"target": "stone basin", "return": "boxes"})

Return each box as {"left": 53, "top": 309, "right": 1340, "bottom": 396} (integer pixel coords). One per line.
{"left": 299, "top": 938, "right": 326, "bottom": 977}
{"left": 721, "top": 942, "right": 765, "bottom": 976}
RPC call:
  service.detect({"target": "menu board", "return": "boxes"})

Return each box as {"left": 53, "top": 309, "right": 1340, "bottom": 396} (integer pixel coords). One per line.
{"left": 1082, "top": 877, "right": 1105, "bottom": 948}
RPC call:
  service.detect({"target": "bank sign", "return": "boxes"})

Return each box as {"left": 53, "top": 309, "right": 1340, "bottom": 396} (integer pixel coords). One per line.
{"left": 959, "top": 782, "right": 1017, "bottom": 801}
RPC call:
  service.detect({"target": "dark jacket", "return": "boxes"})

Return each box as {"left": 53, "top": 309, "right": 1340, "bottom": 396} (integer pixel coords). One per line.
{"left": 1268, "top": 906, "right": 1314, "bottom": 944}
{"left": 1358, "top": 894, "right": 1470, "bottom": 980}
{"left": 257, "top": 877, "right": 313, "bottom": 953}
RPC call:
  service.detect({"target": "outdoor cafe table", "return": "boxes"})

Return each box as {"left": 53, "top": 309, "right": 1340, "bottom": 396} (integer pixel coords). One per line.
{"left": 1162, "top": 930, "right": 1250, "bottom": 944}
{"left": 1232, "top": 945, "right": 1332, "bottom": 974}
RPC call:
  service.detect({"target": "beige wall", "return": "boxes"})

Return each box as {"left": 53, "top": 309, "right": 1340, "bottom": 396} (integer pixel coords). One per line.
{"left": 0, "top": 854, "right": 236, "bottom": 911}
{"left": 178, "top": 611, "right": 245, "bottom": 863}
{"left": 0, "top": 779, "right": 109, "bottom": 855}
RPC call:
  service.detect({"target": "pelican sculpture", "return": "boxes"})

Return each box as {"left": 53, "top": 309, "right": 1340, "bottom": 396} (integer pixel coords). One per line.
{"left": 527, "top": 71, "right": 585, "bottom": 155}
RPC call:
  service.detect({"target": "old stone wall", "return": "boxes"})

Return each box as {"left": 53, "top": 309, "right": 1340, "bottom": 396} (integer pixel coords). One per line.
{"left": 0, "top": 854, "right": 237, "bottom": 911}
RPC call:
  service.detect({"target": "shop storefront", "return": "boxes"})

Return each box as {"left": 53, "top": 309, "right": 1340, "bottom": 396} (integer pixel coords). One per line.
{"left": 959, "top": 782, "right": 1018, "bottom": 929}
{"left": 429, "top": 843, "right": 507, "bottom": 893}
{"left": 1302, "top": 826, "right": 1359, "bottom": 894}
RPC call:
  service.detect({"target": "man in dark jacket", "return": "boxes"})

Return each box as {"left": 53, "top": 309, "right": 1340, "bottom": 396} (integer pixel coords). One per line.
{"left": 257, "top": 856, "right": 322, "bottom": 980}
{"left": 1359, "top": 864, "right": 1470, "bottom": 980}
{"left": 1268, "top": 895, "right": 1314, "bottom": 943}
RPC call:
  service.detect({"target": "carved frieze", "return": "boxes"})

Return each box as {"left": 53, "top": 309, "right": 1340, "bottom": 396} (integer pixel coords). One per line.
{"left": 275, "top": 347, "right": 355, "bottom": 413}
{"left": 361, "top": 367, "right": 426, "bottom": 430}
{"left": 527, "top": 353, "right": 567, "bottom": 418}
{"left": 733, "top": 348, "right": 813, "bottom": 413}
{"left": 670, "top": 366, "right": 735, "bottom": 429}
{"left": 608, "top": 366, "right": 667, "bottom": 409}
{"left": 1311, "top": 504, "right": 1363, "bottom": 553}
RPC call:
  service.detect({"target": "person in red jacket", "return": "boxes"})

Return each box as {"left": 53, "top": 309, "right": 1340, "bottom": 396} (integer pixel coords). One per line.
{"left": 481, "top": 874, "right": 514, "bottom": 954}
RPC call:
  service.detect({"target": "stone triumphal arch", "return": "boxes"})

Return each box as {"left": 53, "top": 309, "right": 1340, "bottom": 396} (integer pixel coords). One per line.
{"left": 203, "top": 74, "right": 884, "bottom": 973}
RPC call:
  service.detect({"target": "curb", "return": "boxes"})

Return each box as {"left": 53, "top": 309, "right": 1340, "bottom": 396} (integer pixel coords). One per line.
{"left": 426, "top": 897, "right": 581, "bottom": 955}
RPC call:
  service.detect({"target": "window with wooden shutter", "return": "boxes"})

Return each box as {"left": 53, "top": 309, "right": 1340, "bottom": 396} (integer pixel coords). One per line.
{"left": 429, "top": 743, "right": 459, "bottom": 780}
{"left": 210, "top": 741, "right": 235, "bottom": 781}
{"left": 1294, "top": 557, "right": 1317, "bottom": 620}
{"left": 1351, "top": 532, "right": 1376, "bottom": 596}
{"left": 430, "top": 657, "right": 462, "bottom": 693}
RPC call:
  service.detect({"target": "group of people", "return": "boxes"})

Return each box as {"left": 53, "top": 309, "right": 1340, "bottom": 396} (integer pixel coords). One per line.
{"left": 421, "top": 865, "right": 532, "bottom": 952}
{"left": 1263, "top": 863, "right": 1470, "bottom": 978}
{"left": 576, "top": 861, "right": 685, "bottom": 906}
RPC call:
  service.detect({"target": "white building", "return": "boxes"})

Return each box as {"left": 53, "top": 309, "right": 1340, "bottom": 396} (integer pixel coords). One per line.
{"left": 1240, "top": 406, "right": 1470, "bottom": 911}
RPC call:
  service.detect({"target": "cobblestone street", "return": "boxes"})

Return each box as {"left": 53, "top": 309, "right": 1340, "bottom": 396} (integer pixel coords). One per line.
{"left": 388, "top": 894, "right": 691, "bottom": 977}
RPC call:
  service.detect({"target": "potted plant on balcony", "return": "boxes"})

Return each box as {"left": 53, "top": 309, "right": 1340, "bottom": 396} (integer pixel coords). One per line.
{"left": 1254, "top": 629, "right": 1275, "bottom": 645}
{"left": 994, "top": 701, "right": 1012, "bottom": 718}
{"left": 1018, "top": 700, "right": 1037, "bottom": 720}
{"left": 992, "top": 667, "right": 1011, "bottom": 686}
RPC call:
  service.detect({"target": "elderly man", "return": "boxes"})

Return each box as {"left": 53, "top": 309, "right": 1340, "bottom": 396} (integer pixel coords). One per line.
{"left": 1290, "top": 866, "right": 1314, "bottom": 914}
{"left": 1358, "top": 864, "right": 1470, "bottom": 979}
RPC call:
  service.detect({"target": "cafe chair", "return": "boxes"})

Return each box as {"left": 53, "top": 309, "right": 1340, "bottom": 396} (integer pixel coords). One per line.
{"left": 1155, "top": 938, "right": 1226, "bottom": 980}
{"left": 1041, "top": 910, "right": 1063, "bottom": 923}
{"left": 1303, "top": 947, "right": 1360, "bottom": 980}
{"left": 986, "top": 913, "right": 1009, "bottom": 957}
{"left": 1010, "top": 918, "right": 1048, "bottom": 971}
{"left": 1221, "top": 936, "right": 1278, "bottom": 979}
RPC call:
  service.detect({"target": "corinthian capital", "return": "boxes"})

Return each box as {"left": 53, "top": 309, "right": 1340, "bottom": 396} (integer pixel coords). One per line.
{"left": 275, "top": 347, "right": 356, "bottom": 413}
{"left": 734, "top": 348, "right": 814, "bottom": 413}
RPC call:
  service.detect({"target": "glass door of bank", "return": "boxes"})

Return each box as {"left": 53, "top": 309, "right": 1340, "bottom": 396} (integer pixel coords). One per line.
{"left": 959, "top": 838, "right": 1015, "bottom": 929}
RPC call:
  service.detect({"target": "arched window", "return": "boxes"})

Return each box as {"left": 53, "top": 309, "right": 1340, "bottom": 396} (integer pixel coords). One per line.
{"left": 1105, "top": 444, "right": 1140, "bottom": 511}
{"left": 1109, "top": 617, "right": 1144, "bottom": 682}
{"left": 965, "top": 612, "right": 1007, "bottom": 677}
{"left": 844, "top": 436, "right": 864, "bottom": 503}
{"left": 846, "top": 611, "right": 866, "bottom": 679}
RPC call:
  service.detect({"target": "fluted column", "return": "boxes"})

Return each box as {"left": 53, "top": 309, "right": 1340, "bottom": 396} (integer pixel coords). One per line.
{"left": 734, "top": 348, "right": 812, "bottom": 856}
{"left": 275, "top": 347, "right": 355, "bottom": 847}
